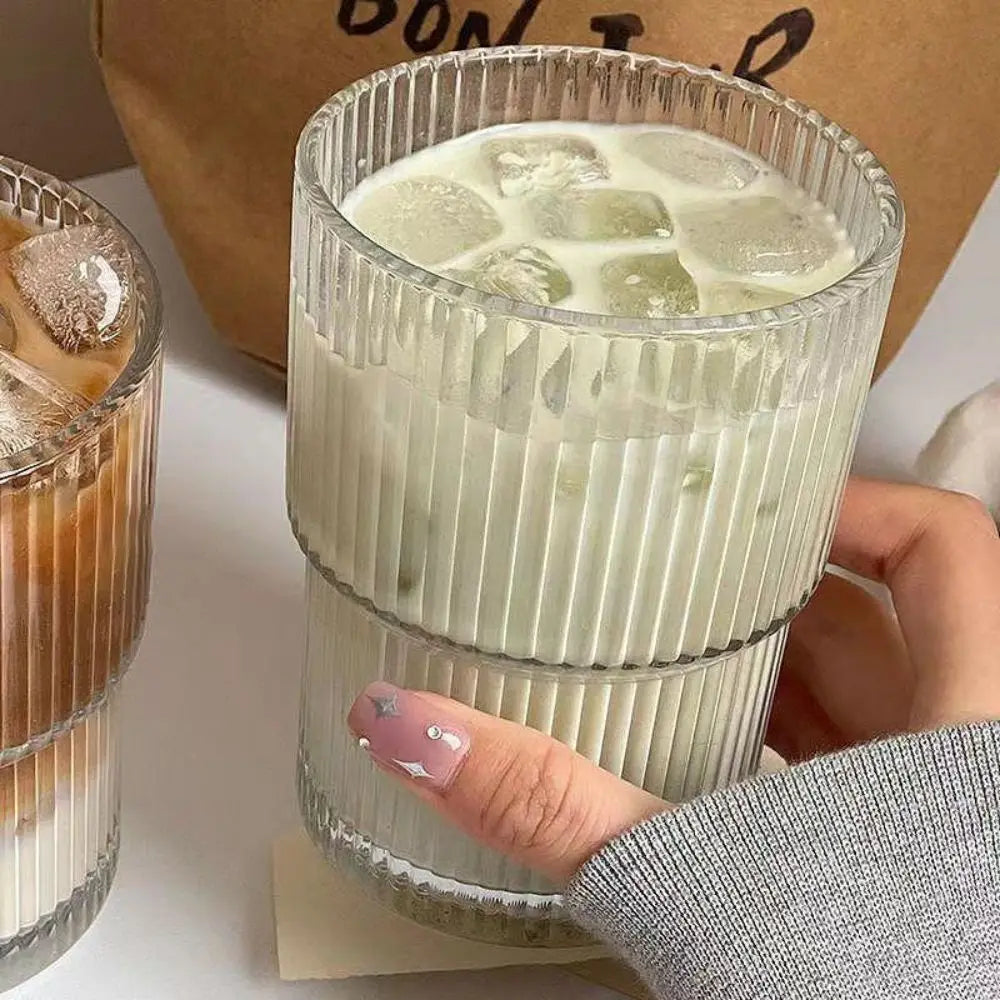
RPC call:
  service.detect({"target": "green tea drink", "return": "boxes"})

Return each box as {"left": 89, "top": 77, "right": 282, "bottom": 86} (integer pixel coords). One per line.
{"left": 291, "top": 122, "right": 868, "bottom": 925}
{"left": 287, "top": 48, "right": 902, "bottom": 946}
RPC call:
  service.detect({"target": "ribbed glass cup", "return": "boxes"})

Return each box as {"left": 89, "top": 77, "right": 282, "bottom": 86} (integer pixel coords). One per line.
{"left": 0, "top": 158, "right": 162, "bottom": 988}
{"left": 299, "top": 562, "right": 786, "bottom": 944}
{"left": 287, "top": 46, "right": 903, "bottom": 944}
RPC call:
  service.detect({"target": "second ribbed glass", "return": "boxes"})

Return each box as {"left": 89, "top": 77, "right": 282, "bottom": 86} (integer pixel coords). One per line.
{"left": 0, "top": 159, "right": 162, "bottom": 987}
{"left": 287, "top": 47, "right": 903, "bottom": 944}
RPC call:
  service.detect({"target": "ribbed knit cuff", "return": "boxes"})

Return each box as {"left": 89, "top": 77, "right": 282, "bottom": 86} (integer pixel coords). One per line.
{"left": 566, "top": 723, "right": 1000, "bottom": 1000}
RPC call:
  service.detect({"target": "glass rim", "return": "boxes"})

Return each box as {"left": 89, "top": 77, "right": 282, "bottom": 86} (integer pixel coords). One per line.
{"left": 295, "top": 44, "right": 904, "bottom": 338}
{"left": 0, "top": 156, "right": 163, "bottom": 481}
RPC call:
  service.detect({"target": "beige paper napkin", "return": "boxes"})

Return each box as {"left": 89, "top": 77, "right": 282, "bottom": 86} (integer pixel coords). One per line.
{"left": 272, "top": 829, "right": 607, "bottom": 981}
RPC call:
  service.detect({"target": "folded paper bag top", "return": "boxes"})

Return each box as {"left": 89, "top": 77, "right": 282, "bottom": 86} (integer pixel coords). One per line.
{"left": 94, "top": 3, "right": 998, "bottom": 377}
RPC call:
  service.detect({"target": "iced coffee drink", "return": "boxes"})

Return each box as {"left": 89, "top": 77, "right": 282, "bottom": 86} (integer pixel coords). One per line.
{"left": 0, "top": 164, "right": 161, "bottom": 987}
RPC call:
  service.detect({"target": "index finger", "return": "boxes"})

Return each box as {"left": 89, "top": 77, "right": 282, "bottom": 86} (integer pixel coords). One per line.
{"left": 830, "top": 478, "right": 1000, "bottom": 729}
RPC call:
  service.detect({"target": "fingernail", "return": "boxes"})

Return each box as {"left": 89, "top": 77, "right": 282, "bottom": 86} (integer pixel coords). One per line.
{"left": 348, "top": 682, "right": 470, "bottom": 792}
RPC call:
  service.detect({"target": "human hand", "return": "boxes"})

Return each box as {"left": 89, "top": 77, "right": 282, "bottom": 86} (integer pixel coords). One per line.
{"left": 347, "top": 479, "right": 1000, "bottom": 886}
{"left": 770, "top": 477, "right": 1000, "bottom": 761}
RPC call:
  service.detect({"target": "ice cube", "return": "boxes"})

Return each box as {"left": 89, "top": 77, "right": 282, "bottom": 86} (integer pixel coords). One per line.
{"left": 540, "top": 346, "right": 570, "bottom": 415}
{"left": 681, "top": 196, "right": 839, "bottom": 276}
{"left": 682, "top": 465, "right": 713, "bottom": 493}
{"left": 756, "top": 495, "right": 780, "bottom": 518}
{"left": 630, "top": 130, "right": 759, "bottom": 191}
{"left": 601, "top": 252, "right": 699, "bottom": 318}
{"left": 702, "top": 281, "right": 797, "bottom": 315}
{"left": 484, "top": 135, "right": 609, "bottom": 198}
{"left": 501, "top": 330, "right": 538, "bottom": 400}
{"left": 447, "top": 245, "right": 571, "bottom": 306}
{"left": 0, "top": 299, "right": 123, "bottom": 403}
{"left": 0, "top": 348, "right": 87, "bottom": 460}
{"left": 532, "top": 189, "right": 673, "bottom": 241}
{"left": 5, "top": 223, "right": 135, "bottom": 352}
{"left": 350, "top": 177, "right": 501, "bottom": 267}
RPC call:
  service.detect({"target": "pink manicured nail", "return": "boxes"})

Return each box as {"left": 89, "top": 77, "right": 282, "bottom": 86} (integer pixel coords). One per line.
{"left": 348, "top": 682, "right": 470, "bottom": 792}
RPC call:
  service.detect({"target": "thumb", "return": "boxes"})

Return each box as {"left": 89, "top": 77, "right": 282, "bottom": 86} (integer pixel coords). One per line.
{"left": 348, "top": 681, "right": 668, "bottom": 886}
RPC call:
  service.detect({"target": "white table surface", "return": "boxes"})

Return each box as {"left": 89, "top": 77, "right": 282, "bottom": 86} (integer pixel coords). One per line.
{"left": 12, "top": 167, "right": 999, "bottom": 999}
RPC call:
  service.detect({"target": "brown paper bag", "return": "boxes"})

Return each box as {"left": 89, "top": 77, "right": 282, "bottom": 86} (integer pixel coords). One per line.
{"left": 94, "top": 2, "right": 998, "bottom": 377}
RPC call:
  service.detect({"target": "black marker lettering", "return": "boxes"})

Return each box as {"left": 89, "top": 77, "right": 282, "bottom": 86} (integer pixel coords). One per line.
{"left": 455, "top": 10, "right": 490, "bottom": 46}
{"left": 733, "top": 8, "right": 814, "bottom": 87}
{"left": 453, "top": 0, "right": 542, "bottom": 49}
{"left": 337, "top": 0, "right": 397, "bottom": 35}
{"left": 404, "top": 0, "right": 451, "bottom": 51}
{"left": 496, "top": 0, "right": 542, "bottom": 43}
{"left": 590, "top": 12, "right": 645, "bottom": 50}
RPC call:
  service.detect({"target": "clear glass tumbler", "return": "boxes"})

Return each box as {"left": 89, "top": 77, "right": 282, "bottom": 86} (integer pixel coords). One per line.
{"left": 0, "top": 158, "right": 162, "bottom": 988}
{"left": 287, "top": 46, "right": 903, "bottom": 945}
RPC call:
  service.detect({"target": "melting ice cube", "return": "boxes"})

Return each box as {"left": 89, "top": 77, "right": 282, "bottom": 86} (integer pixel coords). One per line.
{"left": 601, "top": 252, "right": 699, "bottom": 318}
{"left": 0, "top": 348, "right": 87, "bottom": 460}
{"left": 5, "top": 223, "right": 135, "bottom": 353}
{"left": 681, "top": 196, "right": 840, "bottom": 276}
{"left": 350, "top": 177, "right": 501, "bottom": 267}
{"left": 630, "top": 130, "right": 759, "bottom": 191}
{"left": 532, "top": 189, "right": 674, "bottom": 241}
{"left": 702, "top": 281, "right": 797, "bottom": 315}
{"left": 447, "top": 245, "right": 571, "bottom": 306}
{"left": 682, "top": 465, "right": 714, "bottom": 493}
{"left": 484, "top": 135, "right": 609, "bottom": 198}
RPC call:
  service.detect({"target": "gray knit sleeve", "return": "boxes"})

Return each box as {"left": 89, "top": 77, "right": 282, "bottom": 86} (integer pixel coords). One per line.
{"left": 565, "top": 722, "right": 1000, "bottom": 1000}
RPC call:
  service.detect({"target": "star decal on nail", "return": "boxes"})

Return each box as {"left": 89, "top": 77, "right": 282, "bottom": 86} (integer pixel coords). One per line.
{"left": 368, "top": 692, "right": 400, "bottom": 718}
{"left": 392, "top": 759, "right": 434, "bottom": 779}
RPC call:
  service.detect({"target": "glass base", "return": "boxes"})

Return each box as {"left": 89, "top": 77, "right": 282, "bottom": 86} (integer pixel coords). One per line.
{"left": 298, "top": 753, "right": 589, "bottom": 948}
{"left": 0, "top": 830, "right": 118, "bottom": 992}
{"left": 297, "top": 571, "right": 792, "bottom": 947}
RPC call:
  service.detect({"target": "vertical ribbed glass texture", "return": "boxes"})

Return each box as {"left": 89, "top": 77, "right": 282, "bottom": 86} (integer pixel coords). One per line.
{"left": 0, "top": 685, "right": 121, "bottom": 989}
{"left": 287, "top": 47, "right": 903, "bottom": 944}
{"left": 299, "top": 564, "right": 786, "bottom": 944}
{"left": 0, "top": 159, "right": 162, "bottom": 987}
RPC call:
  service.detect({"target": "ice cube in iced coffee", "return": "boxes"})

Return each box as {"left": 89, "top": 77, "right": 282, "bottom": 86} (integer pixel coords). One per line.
{"left": 0, "top": 221, "right": 136, "bottom": 403}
